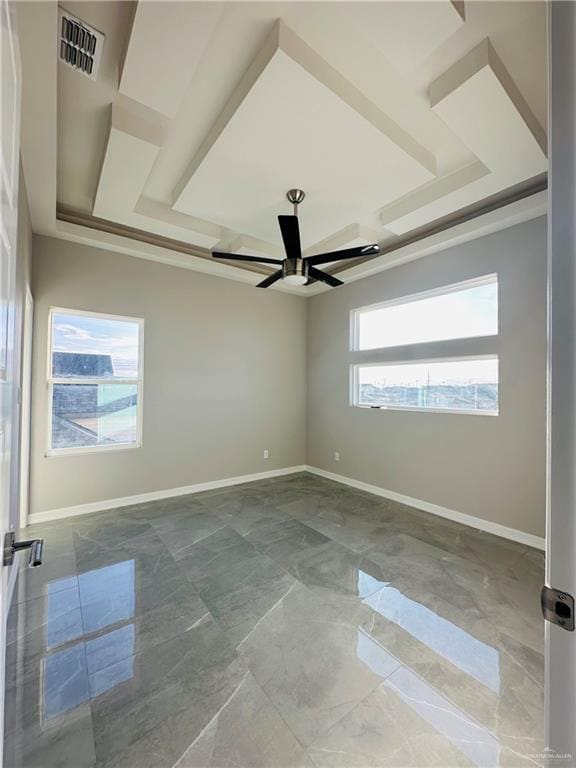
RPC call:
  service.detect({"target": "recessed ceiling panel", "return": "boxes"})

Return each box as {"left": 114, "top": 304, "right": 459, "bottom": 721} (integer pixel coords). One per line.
{"left": 119, "top": 2, "right": 223, "bottom": 118}
{"left": 349, "top": 0, "right": 465, "bottom": 73}
{"left": 173, "top": 22, "right": 435, "bottom": 247}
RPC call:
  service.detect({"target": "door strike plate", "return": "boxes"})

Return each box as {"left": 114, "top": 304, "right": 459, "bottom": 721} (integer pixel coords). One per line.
{"left": 541, "top": 586, "right": 575, "bottom": 631}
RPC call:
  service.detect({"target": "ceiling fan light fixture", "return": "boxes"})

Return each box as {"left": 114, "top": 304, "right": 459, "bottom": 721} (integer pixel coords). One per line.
{"left": 283, "top": 273, "right": 308, "bottom": 286}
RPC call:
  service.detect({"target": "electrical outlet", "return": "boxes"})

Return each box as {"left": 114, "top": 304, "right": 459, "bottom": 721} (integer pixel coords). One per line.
{"left": 263, "top": 449, "right": 270, "bottom": 460}
{"left": 334, "top": 451, "right": 340, "bottom": 462}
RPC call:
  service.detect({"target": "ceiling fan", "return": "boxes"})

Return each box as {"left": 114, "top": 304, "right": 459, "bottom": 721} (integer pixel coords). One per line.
{"left": 212, "top": 189, "right": 380, "bottom": 288}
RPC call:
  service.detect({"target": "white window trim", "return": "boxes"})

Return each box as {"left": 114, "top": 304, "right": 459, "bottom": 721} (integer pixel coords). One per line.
{"left": 46, "top": 307, "right": 145, "bottom": 457}
{"left": 350, "top": 354, "right": 499, "bottom": 417}
{"left": 350, "top": 273, "right": 498, "bottom": 353}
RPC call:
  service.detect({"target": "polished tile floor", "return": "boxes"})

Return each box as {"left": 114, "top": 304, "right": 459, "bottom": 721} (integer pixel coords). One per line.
{"left": 4, "top": 473, "right": 545, "bottom": 768}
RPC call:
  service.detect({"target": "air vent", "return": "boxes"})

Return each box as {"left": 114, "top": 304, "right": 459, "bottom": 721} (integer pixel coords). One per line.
{"left": 58, "top": 8, "right": 104, "bottom": 80}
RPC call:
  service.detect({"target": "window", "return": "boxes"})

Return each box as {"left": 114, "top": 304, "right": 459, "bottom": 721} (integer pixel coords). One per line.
{"left": 352, "top": 275, "right": 498, "bottom": 351}
{"left": 353, "top": 357, "right": 498, "bottom": 414}
{"left": 350, "top": 275, "right": 500, "bottom": 416}
{"left": 48, "top": 308, "right": 143, "bottom": 454}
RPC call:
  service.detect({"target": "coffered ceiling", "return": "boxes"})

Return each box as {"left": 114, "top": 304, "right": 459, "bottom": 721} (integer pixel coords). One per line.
{"left": 18, "top": 0, "right": 548, "bottom": 294}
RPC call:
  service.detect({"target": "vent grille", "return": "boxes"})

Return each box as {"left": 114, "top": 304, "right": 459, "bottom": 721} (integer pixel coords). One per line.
{"left": 58, "top": 8, "right": 104, "bottom": 80}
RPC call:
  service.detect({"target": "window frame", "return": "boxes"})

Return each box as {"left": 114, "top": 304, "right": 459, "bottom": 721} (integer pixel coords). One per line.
{"left": 350, "top": 355, "right": 499, "bottom": 416}
{"left": 46, "top": 307, "right": 145, "bottom": 457}
{"left": 350, "top": 273, "right": 498, "bottom": 353}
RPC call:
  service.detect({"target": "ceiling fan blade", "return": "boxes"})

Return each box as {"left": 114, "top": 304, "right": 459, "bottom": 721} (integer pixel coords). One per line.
{"left": 278, "top": 215, "right": 302, "bottom": 260}
{"left": 212, "top": 251, "right": 283, "bottom": 266}
{"left": 256, "top": 269, "right": 284, "bottom": 288}
{"left": 304, "top": 243, "right": 379, "bottom": 266}
{"left": 307, "top": 265, "right": 344, "bottom": 288}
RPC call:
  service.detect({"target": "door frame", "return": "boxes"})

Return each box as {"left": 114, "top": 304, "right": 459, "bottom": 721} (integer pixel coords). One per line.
{"left": 18, "top": 285, "right": 32, "bottom": 530}
{"left": 546, "top": 2, "right": 576, "bottom": 765}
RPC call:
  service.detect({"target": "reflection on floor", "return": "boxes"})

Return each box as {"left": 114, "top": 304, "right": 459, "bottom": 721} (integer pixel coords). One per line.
{"left": 4, "top": 473, "right": 545, "bottom": 767}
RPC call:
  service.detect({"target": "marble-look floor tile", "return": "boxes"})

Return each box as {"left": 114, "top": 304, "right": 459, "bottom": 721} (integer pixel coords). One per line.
{"left": 245, "top": 517, "right": 332, "bottom": 561}
{"left": 76, "top": 531, "right": 181, "bottom": 586}
{"left": 4, "top": 705, "right": 96, "bottom": 768}
{"left": 174, "top": 672, "right": 312, "bottom": 768}
{"left": 195, "top": 553, "right": 296, "bottom": 648}
{"left": 7, "top": 585, "right": 82, "bottom": 649}
{"left": 129, "top": 494, "right": 209, "bottom": 521}
{"left": 213, "top": 501, "right": 292, "bottom": 537}
{"left": 280, "top": 539, "right": 390, "bottom": 616}
{"left": 73, "top": 526, "right": 179, "bottom": 577}
{"left": 84, "top": 585, "right": 210, "bottom": 675}
{"left": 302, "top": 514, "right": 379, "bottom": 553}
{"left": 79, "top": 568, "right": 194, "bottom": 635}
{"left": 197, "top": 486, "right": 273, "bottom": 515}
{"left": 73, "top": 516, "right": 153, "bottom": 550}
{"left": 5, "top": 639, "right": 91, "bottom": 738}
{"left": 151, "top": 510, "right": 226, "bottom": 559}
{"left": 239, "top": 582, "right": 401, "bottom": 746}
{"left": 5, "top": 474, "right": 545, "bottom": 768}
{"left": 278, "top": 489, "right": 387, "bottom": 526}
{"left": 13, "top": 556, "right": 78, "bottom": 605}
{"left": 309, "top": 665, "right": 498, "bottom": 768}
{"left": 357, "top": 583, "right": 545, "bottom": 761}
{"left": 176, "top": 526, "right": 262, "bottom": 587}
{"left": 90, "top": 614, "right": 247, "bottom": 768}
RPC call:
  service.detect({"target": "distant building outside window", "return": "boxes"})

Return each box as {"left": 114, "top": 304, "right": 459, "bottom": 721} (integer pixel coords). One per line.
{"left": 47, "top": 308, "right": 144, "bottom": 454}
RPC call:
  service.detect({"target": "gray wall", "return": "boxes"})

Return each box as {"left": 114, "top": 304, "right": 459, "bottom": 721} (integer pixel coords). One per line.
{"left": 307, "top": 216, "right": 547, "bottom": 538}
{"left": 30, "top": 218, "right": 547, "bottom": 538}
{"left": 30, "top": 236, "right": 307, "bottom": 515}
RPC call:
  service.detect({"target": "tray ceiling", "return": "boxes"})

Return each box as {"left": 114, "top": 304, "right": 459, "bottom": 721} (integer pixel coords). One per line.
{"left": 21, "top": 0, "right": 548, "bottom": 290}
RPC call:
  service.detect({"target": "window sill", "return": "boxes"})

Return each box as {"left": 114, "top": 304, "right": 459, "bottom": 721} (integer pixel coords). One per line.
{"left": 45, "top": 442, "right": 142, "bottom": 458}
{"left": 352, "top": 404, "right": 498, "bottom": 417}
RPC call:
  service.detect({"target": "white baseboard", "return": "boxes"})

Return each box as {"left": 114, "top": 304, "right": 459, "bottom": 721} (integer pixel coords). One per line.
{"left": 305, "top": 465, "right": 546, "bottom": 551}
{"left": 28, "top": 465, "right": 307, "bottom": 525}
{"left": 28, "top": 462, "right": 546, "bottom": 552}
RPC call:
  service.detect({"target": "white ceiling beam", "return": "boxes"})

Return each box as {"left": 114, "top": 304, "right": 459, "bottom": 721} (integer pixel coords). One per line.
{"left": 93, "top": 99, "right": 164, "bottom": 220}
{"left": 93, "top": 100, "right": 223, "bottom": 249}
{"left": 382, "top": 39, "right": 547, "bottom": 235}
{"left": 225, "top": 234, "right": 283, "bottom": 259}
{"left": 304, "top": 223, "right": 381, "bottom": 257}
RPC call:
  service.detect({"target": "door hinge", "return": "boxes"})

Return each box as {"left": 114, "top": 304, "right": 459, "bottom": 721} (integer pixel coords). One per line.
{"left": 541, "top": 586, "right": 575, "bottom": 631}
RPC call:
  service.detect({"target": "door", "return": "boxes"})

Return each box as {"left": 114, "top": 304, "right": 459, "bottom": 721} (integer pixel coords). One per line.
{"left": 0, "top": 0, "right": 20, "bottom": 763}
{"left": 546, "top": 2, "right": 576, "bottom": 765}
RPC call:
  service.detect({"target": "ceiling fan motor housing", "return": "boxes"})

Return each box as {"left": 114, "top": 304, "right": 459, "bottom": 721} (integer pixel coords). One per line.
{"left": 282, "top": 257, "right": 309, "bottom": 286}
